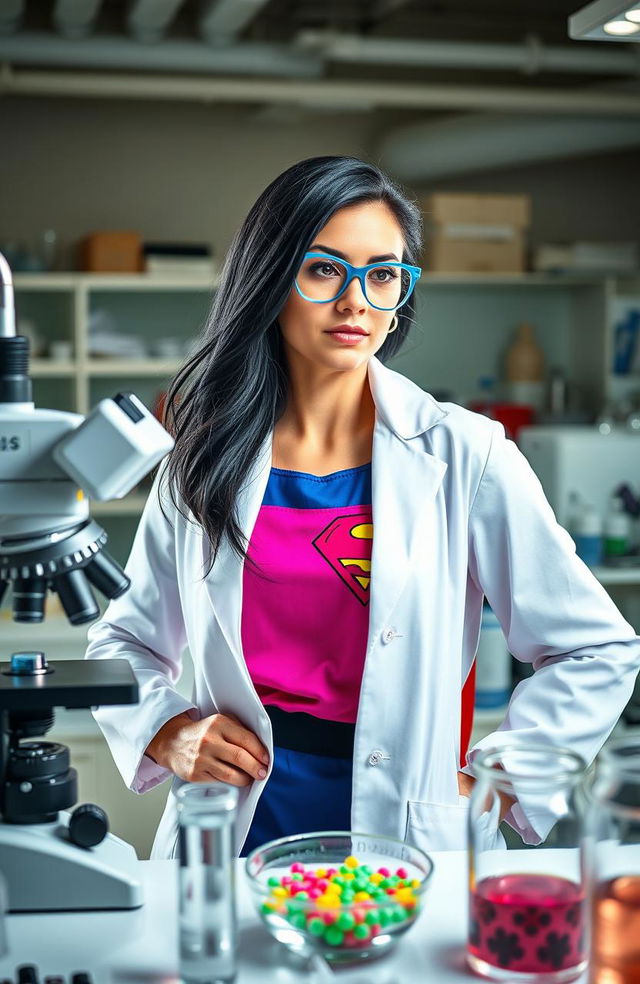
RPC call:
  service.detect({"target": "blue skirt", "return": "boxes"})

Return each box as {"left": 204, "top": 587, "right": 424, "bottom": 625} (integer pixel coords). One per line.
{"left": 241, "top": 743, "right": 353, "bottom": 857}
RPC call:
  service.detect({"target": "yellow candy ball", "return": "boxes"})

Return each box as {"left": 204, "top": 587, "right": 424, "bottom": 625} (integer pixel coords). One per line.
{"left": 317, "top": 894, "right": 340, "bottom": 909}
{"left": 315, "top": 868, "right": 328, "bottom": 878}
{"left": 343, "top": 872, "right": 355, "bottom": 882}
{"left": 354, "top": 891, "right": 370, "bottom": 902}
{"left": 369, "top": 872, "right": 383, "bottom": 885}
{"left": 344, "top": 855, "right": 359, "bottom": 869}
{"left": 396, "top": 888, "right": 415, "bottom": 904}
{"left": 272, "top": 887, "right": 288, "bottom": 898}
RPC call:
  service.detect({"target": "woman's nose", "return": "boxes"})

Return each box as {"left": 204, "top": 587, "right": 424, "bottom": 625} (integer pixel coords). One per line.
{"left": 337, "top": 275, "right": 368, "bottom": 312}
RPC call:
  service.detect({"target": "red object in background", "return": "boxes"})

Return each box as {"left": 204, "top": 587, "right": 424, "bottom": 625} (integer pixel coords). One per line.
{"left": 469, "top": 401, "right": 534, "bottom": 441}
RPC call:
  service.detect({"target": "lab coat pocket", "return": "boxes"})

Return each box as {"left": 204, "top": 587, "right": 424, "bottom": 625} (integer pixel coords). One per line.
{"left": 405, "top": 797, "right": 471, "bottom": 852}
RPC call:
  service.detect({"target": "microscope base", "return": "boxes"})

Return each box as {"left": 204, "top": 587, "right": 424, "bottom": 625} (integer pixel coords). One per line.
{"left": 0, "top": 810, "right": 144, "bottom": 911}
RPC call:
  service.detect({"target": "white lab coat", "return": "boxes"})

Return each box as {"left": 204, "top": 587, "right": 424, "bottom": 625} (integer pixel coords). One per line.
{"left": 85, "top": 356, "right": 640, "bottom": 859}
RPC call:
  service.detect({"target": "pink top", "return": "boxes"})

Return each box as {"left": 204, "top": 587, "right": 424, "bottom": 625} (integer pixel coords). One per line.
{"left": 240, "top": 463, "right": 373, "bottom": 724}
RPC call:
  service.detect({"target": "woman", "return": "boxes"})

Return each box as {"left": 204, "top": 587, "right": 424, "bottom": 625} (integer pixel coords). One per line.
{"left": 85, "top": 156, "right": 640, "bottom": 860}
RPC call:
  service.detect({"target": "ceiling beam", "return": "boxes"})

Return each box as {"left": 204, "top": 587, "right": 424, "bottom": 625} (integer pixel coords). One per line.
{"left": 2, "top": 64, "right": 640, "bottom": 116}
{"left": 295, "top": 30, "right": 640, "bottom": 76}
{"left": 0, "top": 32, "right": 324, "bottom": 77}
{"left": 53, "top": 0, "right": 103, "bottom": 40}
{"left": 0, "top": 0, "right": 24, "bottom": 36}
{"left": 199, "top": 0, "right": 271, "bottom": 44}
{"left": 126, "top": 0, "right": 188, "bottom": 44}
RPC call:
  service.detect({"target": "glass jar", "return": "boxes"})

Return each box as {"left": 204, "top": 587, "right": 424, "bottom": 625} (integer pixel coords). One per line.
{"left": 177, "top": 782, "right": 239, "bottom": 984}
{"left": 588, "top": 735, "right": 640, "bottom": 984}
{"left": 467, "top": 744, "right": 588, "bottom": 984}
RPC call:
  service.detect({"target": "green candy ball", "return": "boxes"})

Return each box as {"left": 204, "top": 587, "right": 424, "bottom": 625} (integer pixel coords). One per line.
{"left": 308, "top": 917, "right": 325, "bottom": 937}
{"left": 324, "top": 926, "right": 345, "bottom": 947}
{"left": 290, "top": 911, "right": 307, "bottom": 930}
{"left": 365, "top": 909, "right": 380, "bottom": 926}
{"left": 337, "top": 911, "right": 356, "bottom": 931}
{"left": 353, "top": 923, "right": 370, "bottom": 940}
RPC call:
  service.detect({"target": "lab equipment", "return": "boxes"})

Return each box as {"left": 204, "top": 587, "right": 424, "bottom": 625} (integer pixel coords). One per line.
{"left": 0, "top": 250, "right": 174, "bottom": 911}
{"left": 518, "top": 426, "right": 640, "bottom": 534}
{"left": 588, "top": 736, "right": 640, "bottom": 984}
{"left": 177, "top": 783, "right": 239, "bottom": 984}
{"left": 467, "top": 744, "right": 588, "bottom": 983}
{"left": 474, "top": 603, "right": 512, "bottom": 709}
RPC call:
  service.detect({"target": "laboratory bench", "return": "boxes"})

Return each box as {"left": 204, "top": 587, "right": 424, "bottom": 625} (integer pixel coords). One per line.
{"left": 0, "top": 849, "right": 588, "bottom": 984}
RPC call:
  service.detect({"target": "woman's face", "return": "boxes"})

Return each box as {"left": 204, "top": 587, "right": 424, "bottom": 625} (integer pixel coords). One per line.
{"left": 278, "top": 200, "right": 406, "bottom": 375}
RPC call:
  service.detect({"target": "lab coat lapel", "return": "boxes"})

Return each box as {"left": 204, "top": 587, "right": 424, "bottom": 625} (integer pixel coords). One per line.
{"left": 367, "top": 419, "right": 448, "bottom": 648}
{"left": 366, "top": 358, "right": 449, "bottom": 645}
{"left": 201, "top": 435, "right": 272, "bottom": 670}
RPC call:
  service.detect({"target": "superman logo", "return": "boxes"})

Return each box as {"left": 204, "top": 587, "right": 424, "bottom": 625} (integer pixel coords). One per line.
{"left": 312, "top": 512, "right": 373, "bottom": 605}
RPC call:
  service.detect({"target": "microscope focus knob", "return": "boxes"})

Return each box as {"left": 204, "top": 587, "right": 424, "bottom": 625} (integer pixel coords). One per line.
{"left": 68, "top": 803, "right": 109, "bottom": 848}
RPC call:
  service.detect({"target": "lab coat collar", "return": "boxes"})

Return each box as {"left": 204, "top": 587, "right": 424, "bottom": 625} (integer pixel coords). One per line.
{"left": 367, "top": 356, "right": 449, "bottom": 440}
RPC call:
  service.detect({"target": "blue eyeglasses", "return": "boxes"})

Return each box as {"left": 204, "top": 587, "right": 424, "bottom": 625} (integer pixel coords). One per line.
{"left": 295, "top": 252, "right": 422, "bottom": 311}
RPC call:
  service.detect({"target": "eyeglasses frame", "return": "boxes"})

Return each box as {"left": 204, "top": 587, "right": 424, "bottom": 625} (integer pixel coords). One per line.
{"left": 294, "top": 251, "right": 422, "bottom": 312}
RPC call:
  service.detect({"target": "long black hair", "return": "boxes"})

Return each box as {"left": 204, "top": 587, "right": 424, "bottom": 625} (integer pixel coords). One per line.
{"left": 164, "top": 155, "right": 423, "bottom": 572}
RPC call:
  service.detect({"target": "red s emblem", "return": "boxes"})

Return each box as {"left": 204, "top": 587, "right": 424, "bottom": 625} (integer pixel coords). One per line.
{"left": 312, "top": 512, "right": 373, "bottom": 605}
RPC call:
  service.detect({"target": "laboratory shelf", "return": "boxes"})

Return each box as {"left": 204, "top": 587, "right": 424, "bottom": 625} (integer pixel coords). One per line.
{"left": 591, "top": 566, "right": 640, "bottom": 585}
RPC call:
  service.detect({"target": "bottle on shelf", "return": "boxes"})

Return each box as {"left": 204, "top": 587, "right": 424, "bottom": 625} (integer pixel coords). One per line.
{"left": 603, "top": 493, "right": 632, "bottom": 560}
{"left": 569, "top": 493, "right": 603, "bottom": 568}
{"left": 475, "top": 602, "right": 512, "bottom": 709}
{"left": 468, "top": 375, "right": 498, "bottom": 418}
{"left": 504, "top": 321, "right": 546, "bottom": 412}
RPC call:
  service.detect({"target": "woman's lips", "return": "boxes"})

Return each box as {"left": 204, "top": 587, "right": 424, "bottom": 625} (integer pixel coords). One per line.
{"left": 325, "top": 327, "right": 369, "bottom": 345}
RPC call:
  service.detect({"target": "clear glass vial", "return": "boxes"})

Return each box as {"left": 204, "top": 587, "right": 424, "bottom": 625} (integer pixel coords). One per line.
{"left": 587, "top": 735, "right": 640, "bottom": 984}
{"left": 467, "top": 744, "right": 588, "bottom": 984}
{"left": 177, "top": 782, "right": 239, "bottom": 984}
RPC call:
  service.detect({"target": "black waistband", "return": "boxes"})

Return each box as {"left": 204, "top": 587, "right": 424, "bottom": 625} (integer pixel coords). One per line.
{"left": 264, "top": 704, "right": 355, "bottom": 760}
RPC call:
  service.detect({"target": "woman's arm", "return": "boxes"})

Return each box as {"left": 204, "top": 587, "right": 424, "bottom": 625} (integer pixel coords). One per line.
{"left": 466, "top": 421, "right": 640, "bottom": 843}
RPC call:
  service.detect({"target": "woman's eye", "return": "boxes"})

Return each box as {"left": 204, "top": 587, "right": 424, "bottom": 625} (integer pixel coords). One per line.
{"left": 370, "top": 267, "right": 397, "bottom": 283}
{"left": 310, "top": 262, "right": 340, "bottom": 277}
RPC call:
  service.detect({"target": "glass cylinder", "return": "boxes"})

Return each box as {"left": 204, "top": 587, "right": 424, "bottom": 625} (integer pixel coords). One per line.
{"left": 588, "top": 735, "right": 640, "bottom": 984}
{"left": 467, "top": 744, "right": 588, "bottom": 984}
{"left": 177, "top": 782, "right": 239, "bottom": 984}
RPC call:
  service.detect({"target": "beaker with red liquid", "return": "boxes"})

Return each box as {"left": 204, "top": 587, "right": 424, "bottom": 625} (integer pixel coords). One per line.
{"left": 588, "top": 736, "right": 640, "bottom": 984}
{"left": 467, "top": 744, "right": 588, "bottom": 983}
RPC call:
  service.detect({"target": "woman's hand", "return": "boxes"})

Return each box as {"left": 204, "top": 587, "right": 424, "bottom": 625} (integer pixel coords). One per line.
{"left": 145, "top": 710, "right": 270, "bottom": 787}
{"left": 457, "top": 770, "right": 515, "bottom": 822}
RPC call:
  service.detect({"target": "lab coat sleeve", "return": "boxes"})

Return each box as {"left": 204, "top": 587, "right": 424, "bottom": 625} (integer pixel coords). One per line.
{"left": 466, "top": 420, "right": 640, "bottom": 844}
{"left": 85, "top": 464, "right": 198, "bottom": 794}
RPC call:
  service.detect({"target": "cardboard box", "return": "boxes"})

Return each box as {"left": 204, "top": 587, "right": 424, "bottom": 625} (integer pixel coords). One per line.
{"left": 421, "top": 193, "right": 530, "bottom": 273}
{"left": 78, "top": 231, "right": 143, "bottom": 272}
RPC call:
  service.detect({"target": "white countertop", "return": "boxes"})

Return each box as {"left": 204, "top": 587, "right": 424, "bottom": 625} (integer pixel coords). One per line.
{"left": 0, "top": 849, "right": 588, "bottom": 984}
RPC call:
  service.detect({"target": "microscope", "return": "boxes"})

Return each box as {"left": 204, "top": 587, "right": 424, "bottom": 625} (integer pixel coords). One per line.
{"left": 0, "top": 252, "right": 174, "bottom": 911}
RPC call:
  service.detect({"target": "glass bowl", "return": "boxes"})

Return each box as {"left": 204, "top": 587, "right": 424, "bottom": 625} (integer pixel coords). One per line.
{"left": 245, "top": 830, "right": 434, "bottom": 965}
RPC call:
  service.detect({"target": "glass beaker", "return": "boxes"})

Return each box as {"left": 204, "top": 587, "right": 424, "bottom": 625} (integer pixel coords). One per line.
{"left": 467, "top": 744, "right": 588, "bottom": 983}
{"left": 177, "top": 782, "right": 239, "bottom": 984}
{"left": 588, "top": 735, "right": 640, "bottom": 984}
